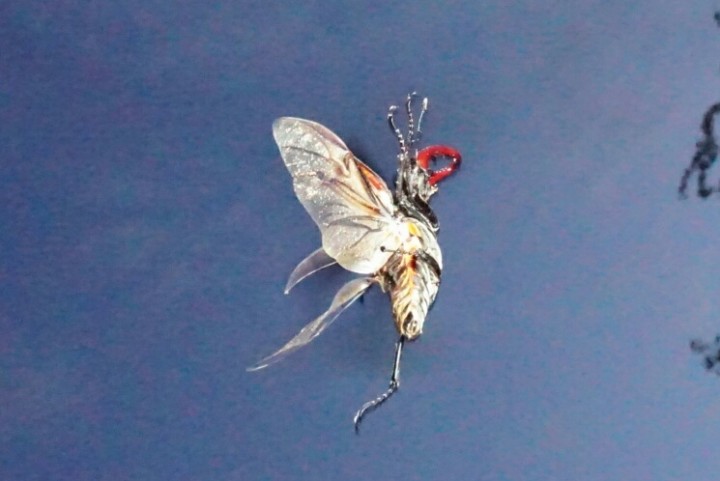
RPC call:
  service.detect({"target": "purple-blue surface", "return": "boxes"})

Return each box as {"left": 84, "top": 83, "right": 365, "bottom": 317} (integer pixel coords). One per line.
{"left": 3, "top": 1, "right": 720, "bottom": 480}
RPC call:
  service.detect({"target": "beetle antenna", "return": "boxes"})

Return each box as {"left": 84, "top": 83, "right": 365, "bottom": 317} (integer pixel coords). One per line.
{"left": 388, "top": 105, "right": 407, "bottom": 154}
{"left": 353, "top": 336, "right": 405, "bottom": 433}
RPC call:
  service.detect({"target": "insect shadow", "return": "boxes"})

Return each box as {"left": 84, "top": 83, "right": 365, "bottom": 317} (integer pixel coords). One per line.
{"left": 691, "top": 336, "right": 720, "bottom": 374}
{"left": 679, "top": 103, "right": 720, "bottom": 198}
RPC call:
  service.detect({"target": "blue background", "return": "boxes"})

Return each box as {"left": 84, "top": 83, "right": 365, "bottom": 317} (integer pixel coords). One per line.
{"left": 3, "top": 1, "right": 720, "bottom": 480}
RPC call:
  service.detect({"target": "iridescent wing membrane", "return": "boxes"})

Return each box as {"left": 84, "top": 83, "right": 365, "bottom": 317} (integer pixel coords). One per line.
{"left": 248, "top": 277, "right": 375, "bottom": 370}
{"left": 273, "top": 117, "right": 402, "bottom": 274}
{"left": 248, "top": 118, "right": 402, "bottom": 370}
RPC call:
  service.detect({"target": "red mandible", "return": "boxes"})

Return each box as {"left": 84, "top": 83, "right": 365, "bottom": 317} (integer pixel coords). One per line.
{"left": 416, "top": 145, "right": 462, "bottom": 185}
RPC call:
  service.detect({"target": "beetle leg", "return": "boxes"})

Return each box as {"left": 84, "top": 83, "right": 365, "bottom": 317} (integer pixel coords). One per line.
{"left": 405, "top": 92, "right": 417, "bottom": 144}
{"left": 353, "top": 336, "right": 405, "bottom": 433}
{"left": 388, "top": 105, "right": 407, "bottom": 155}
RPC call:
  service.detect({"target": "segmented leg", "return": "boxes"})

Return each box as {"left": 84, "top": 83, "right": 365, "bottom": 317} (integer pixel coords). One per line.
{"left": 406, "top": 92, "right": 417, "bottom": 145}
{"left": 415, "top": 97, "right": 429, "bottom": 144}
{"left": 387, "top": 105, "right": 407, "bottom": 155}
{"left": 405, "top": 92, "right": 430, "bottom": 148}
{"left": 353, "top": 336, "right": 405, "bottom": 433}
{"left": 388, "top": 93, "right": 431, "bottom": 152}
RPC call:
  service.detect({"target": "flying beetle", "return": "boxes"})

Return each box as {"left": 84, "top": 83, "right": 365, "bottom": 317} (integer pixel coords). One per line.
{"left": 248, "top": 93, "right": 462, "bottom": 432}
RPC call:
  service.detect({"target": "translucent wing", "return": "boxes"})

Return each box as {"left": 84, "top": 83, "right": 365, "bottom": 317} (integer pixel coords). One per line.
{"left": 273, "top": 117, "right": 402, "bottom": 274}
{"left": 284, "top": 247, "right": 337, "bottom": 294}
{"left": 247, "top": 277, "right": 375, "bottom": 371}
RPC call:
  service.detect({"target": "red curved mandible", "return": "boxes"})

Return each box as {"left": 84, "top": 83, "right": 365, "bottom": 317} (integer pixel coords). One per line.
{"left": 416, "top": 145, "right": 462, "bottom": 185}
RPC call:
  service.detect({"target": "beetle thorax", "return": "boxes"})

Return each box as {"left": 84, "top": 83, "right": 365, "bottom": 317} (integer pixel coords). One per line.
{"left": 402, "top": 163, "right": 437, "bottom": 203}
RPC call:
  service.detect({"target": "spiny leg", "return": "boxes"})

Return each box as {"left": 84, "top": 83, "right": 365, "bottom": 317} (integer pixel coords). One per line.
{"left": 387, "top": 105, "right": 407, "bottom": 154}
{"left": 406, "top": 92, "right": 418, "bottom": 146}
{"left": 353, "top": 336, "right": 405, "bottom": 433}
{"left": 415, "top": 97, "right": 429, "bottom": 145}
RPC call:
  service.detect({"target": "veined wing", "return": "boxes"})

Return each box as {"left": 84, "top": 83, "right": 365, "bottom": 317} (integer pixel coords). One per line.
{"left": 247, "top": 277, "right": 375, "bottom": 371}
{"left": 284, "top": 247, "right": 337, "bottom": 294}
{"left": 273, "top": 117, "right": 402, "bottom": 274}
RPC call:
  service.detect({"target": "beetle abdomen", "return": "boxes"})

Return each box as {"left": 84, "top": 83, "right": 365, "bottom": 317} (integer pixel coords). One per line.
{"left": 383, "top": 252, "right": 440, "bottom": 340}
